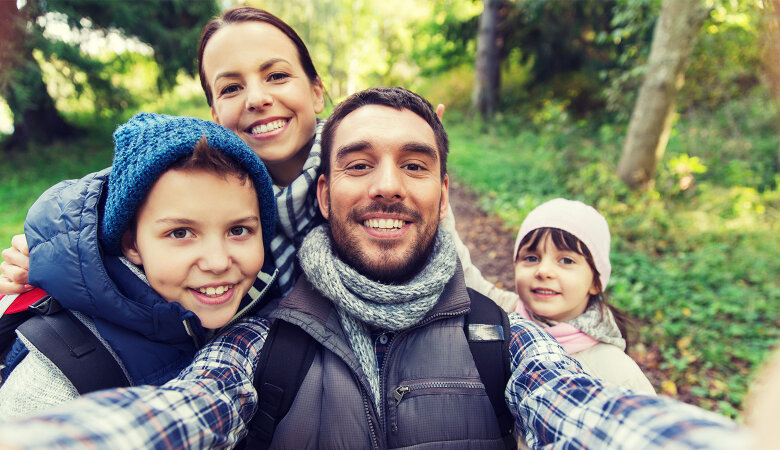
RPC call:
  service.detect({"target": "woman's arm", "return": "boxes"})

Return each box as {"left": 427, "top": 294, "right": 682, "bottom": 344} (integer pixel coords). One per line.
{"left": 0, "top": 235, "right": 31, "bottom": 294}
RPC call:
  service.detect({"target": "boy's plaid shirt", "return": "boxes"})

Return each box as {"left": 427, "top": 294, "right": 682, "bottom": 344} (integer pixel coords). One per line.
{"left": 0, "top": 314, "right": 749, "bottom": 449}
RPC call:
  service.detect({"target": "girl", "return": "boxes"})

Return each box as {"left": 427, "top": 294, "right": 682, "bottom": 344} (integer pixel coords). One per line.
{"left": 512, "top": 198, "right": 656, "bottom": 394}
{"left": 0, "top": 7, "right": 506, "bottom": 308}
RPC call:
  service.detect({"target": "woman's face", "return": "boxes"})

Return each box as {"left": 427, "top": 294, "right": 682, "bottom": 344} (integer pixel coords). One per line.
{"left": 203, "top": 22, "right": 324, "bottom": 186}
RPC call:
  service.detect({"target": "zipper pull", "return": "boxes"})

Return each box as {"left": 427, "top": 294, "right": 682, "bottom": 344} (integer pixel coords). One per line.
{"left": 393, "top": 385, "right": 410, "bottom": 405}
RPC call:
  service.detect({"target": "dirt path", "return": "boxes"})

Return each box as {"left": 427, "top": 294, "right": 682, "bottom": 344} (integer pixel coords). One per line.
{"left": 448, "top": 181, "right": 516, "bottom": 291}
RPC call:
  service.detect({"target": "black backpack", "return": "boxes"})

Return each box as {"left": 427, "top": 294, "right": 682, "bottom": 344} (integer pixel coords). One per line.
{"left": 0, "top": 296, "right": 130, "bottom": 394}
{"left": 243, "top": 288, "right": 513, "bottom": 449}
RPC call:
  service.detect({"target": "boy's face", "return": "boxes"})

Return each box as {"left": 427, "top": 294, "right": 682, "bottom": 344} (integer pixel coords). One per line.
{"left": 122, "top": 168, "right": 264, "bottom": 329}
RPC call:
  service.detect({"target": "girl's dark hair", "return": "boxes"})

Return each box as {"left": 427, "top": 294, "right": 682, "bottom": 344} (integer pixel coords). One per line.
{"left": 197, "top": 7, "right": 321, "bottom": 107}
{"left": 516, "top": 227, "right": 636, "bottom": 351}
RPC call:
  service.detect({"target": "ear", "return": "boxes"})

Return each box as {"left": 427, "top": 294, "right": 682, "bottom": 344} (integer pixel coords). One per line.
{"left": 211, "top": 107, "right": 220, "bottom": 125}
{"left": 121, "top": 230, "right": 143, "bottom": 266}
{"left": 588, "top": 279, "right": 600, "bottom": 296}
{"left": 312, "top": 78, "right": 325, "bottom": 114}
{"left": 439, "top": 174, "right": 449, "bottom": 222}
{"left": 316, "top": 174, "right": 330, "bottom": 219}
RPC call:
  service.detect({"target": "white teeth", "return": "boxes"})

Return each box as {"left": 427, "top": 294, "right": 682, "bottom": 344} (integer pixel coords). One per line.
{"left": 250, "top": 120, "right": 286, "bottom": 134}
{"left": 198, "top": 285, "right": 232, "bottom": 296}
{"left": 363, "top": 218, "right": 405, "bottom": 229}
{"left": 534, "top": 289, "right": 557, "bottom": 295}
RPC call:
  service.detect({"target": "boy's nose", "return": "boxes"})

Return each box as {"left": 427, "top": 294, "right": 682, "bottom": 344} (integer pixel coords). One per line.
{"left": 197, "top": 241, "right": 232, "bottom": 273}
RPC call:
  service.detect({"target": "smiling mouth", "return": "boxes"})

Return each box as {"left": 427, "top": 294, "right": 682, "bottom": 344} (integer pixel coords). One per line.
{"left": 197, "top": 284, "right": 234, "bottom": 297}
{"left": 363, "top": 218, "right": 406, "bottom": 230}
{"left": 248, "top": 119, "right": 287, "bottom": 134}
{"left": 532, "top": 288, "right": 559, "bottom": 295}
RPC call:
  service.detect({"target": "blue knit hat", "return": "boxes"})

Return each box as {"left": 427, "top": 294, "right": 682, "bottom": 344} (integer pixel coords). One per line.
{"left": 100, "top": 112, "right": 276, "bottom": 255}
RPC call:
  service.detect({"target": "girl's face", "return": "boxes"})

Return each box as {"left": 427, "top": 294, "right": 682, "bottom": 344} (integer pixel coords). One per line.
{"left": 514, "top": 233, "right": 598, "bottom": 322}
{"left": 203, "top": 22, "right": 324, "bottom": 186}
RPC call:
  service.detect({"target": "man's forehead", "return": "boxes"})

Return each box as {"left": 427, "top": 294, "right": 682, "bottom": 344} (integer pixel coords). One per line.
{"left": 332, "top": 105, "right": 437, "bottom": 152}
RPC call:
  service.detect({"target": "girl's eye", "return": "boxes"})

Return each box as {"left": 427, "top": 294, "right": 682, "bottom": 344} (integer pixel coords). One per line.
{"left": 559, "top": 257, "right": 575, "bottom": 265}
{"left": 267, "top": 72, "right": 290, "bottom": 82}
{"left": 522, "top": 255, "right": 539, "bottom": 263}
{"left": 229, "top": 226, "right": 250, "bottom": 237}
{"left": 169, "top": 229, "right": 192, "bottom": 239}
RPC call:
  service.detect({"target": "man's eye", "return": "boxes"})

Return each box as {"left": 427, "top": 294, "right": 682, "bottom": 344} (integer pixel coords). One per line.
{"left": 169, "top": 229, "right": 192, "bottom": 239}
{"left": 403, "top": 163, "right": 423, "bottom": 171}
{"left": 347, "top": 163, "right": 370, "bottom": 171}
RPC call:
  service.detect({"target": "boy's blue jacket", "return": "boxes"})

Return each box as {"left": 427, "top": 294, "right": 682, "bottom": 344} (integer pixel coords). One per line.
{"left": 22, "top": 168, "right": 275, "bottom": 385}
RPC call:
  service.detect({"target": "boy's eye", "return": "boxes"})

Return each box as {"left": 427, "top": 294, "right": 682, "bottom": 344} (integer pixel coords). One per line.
{"left": 229, "top": 226, "right": 250, "bottom": 236}
{"left": 169, "top": 229, "right": 192, "bottom": 239}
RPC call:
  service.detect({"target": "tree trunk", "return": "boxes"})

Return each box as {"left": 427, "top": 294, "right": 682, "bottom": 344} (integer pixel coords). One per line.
{"left": 617, "top": 0, "right": 710, "bottom": 190}
{"left": 760, "top": 1, "right": 780, "bottom": 168}
{"left": 0, "top": 1, "right": 75, "bottom": 151}
{"left": 471, "top": 0, "right": 503, "bottom": 118}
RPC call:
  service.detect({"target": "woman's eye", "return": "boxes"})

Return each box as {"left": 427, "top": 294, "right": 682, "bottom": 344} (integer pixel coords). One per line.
{"left": 169, "top": 229, "right": 191, "bottom": 239}
{"left": 268, "top": 72, "right": 290, "bottom": 82}
{"left": 219, "top": 84, "right": 241, "bottom": 96}
{"left": 229, "top": 226, "right": 250, "bottom": 236}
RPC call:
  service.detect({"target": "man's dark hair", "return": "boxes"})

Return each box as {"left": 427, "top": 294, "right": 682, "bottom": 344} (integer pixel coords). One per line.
{"left": 321, "top": 87, "right": 448, "bottom": 180}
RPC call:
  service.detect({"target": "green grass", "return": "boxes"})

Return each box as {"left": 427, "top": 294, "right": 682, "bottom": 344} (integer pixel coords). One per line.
{"left": 445, "top": 93, "right": 779, "bottom": 419}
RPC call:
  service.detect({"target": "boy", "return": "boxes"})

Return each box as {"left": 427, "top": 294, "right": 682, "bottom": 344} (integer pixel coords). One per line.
{"left": 0, "top": 113, "right": 278, "bottom": 417}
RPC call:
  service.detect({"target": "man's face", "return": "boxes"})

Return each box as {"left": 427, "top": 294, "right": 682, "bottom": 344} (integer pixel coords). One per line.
{"left": 317, "top": 105, "right": 449, "bottom": 283}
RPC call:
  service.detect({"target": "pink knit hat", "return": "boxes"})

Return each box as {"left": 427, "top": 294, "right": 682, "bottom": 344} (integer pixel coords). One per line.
{"left": 513, "top": 198, "right": 611, "bottom": 290}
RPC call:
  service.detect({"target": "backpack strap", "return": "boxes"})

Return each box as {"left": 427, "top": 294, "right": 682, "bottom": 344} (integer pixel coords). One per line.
{"left": 15, "top": 296, "right": 130, "bottom": 395}
{"left": 242, "top": 319, "right": 317, "bottom": 450}
{"left": 465, "top": 288, "right": 513, "bottom": 444}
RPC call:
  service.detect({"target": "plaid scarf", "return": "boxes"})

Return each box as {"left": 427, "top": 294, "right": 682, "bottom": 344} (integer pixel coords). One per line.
{"left": 269, "top": 119, "right": 326, "bottom": 295}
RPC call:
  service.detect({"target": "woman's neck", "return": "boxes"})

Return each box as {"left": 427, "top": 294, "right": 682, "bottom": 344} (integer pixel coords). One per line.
{"left": 267, "top": 135, "right": 316, "bottom": 187}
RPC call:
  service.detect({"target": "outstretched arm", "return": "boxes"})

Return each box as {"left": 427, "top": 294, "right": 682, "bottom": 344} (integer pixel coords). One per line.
{"left": 506, "top": 314, "right": 750, "bottom": 449}
{"left": 0, "top": 316, "right": 271, "bottom": 449}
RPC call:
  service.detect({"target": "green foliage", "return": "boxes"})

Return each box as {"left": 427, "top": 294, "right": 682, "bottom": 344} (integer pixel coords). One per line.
{"left": 446, "top": 87, "right": 779, "bottom": 418}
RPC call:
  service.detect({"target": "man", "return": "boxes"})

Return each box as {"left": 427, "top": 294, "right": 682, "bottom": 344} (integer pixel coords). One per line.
{"left": 0, "top": 88, "right": 747, "bottom": 449}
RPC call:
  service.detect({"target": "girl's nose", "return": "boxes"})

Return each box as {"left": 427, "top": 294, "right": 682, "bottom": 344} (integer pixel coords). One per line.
{"left": 534, "top": 258, "right": 555, "bottom": 279}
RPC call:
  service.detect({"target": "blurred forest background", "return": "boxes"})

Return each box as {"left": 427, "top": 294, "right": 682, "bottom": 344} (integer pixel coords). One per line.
{"left": 0, "top": 0, "right": 778, "bottom": 420}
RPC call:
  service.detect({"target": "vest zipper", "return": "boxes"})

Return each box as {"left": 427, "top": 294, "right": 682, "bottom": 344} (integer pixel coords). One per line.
{"left": 393, "top": 381, "right": 484, "bottom": 405}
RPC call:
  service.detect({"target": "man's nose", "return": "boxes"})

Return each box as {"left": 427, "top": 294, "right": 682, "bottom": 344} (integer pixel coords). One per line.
{"left": 368, "top": 163, "right": 405, "bottom": 201}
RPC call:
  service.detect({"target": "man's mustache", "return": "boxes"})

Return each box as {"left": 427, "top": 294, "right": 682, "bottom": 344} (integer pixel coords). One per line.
{"left": 348, "top": 201, "right": 422, "bottom": 222}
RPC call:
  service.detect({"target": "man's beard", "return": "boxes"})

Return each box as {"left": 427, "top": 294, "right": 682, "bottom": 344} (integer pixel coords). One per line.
{"left": 327, "top": 198, "right": 440, "bottom": 284}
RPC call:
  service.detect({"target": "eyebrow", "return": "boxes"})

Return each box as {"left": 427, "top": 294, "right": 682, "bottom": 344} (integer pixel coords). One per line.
{"left": 334, "top": 140, "right": 439, "bottom": 163}
{"left": 154, "top": 216, "right": 260, "bottom": 226}
{"left": 214, "top": 58, "right": 291, "bottom": 83}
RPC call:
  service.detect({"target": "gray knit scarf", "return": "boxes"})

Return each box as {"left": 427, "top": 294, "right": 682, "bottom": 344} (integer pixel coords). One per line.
{"left": 270, "top": 119, "right": 325, "bottom": 295}
{"left": 298, "top": 225, "right": 457, "bottom": 412}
